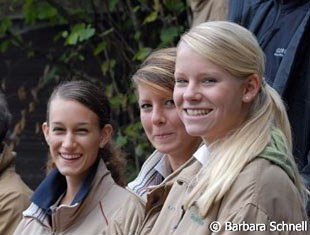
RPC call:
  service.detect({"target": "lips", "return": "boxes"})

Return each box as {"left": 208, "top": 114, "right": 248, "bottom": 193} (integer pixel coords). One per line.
{"left": 185, "top": 108, "right": 212, "bottom": 116}
{"left": 60, "top": 153, "right": 82, "bottom": 160}
{"left": 153, "top": 132, "right": 174, "bottom": 139}
{"left": 155, "top": 133, "right": 173, "bottom": 136}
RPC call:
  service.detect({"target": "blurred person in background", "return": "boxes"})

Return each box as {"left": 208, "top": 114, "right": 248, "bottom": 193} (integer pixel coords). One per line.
{"left": 0, "top": 91, "right": 32, "bottom": 235}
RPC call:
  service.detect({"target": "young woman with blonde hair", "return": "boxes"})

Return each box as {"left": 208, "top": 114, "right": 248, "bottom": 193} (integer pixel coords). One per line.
{"left": 148, "top": 21, "right": 308, "bottom": 234}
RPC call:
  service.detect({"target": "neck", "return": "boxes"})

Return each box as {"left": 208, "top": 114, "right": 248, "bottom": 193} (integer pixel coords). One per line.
{"left": 167, "top": 139, "right": 201, "bottom": 171}
{"left": 61, "top": 177, "right": 82, "bottom": 205}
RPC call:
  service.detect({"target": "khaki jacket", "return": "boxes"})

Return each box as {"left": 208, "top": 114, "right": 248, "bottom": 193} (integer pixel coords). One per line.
{"left": 108, "top": 156, "right": 203, "bottom": 235}
{"left": 150, "top": 158, "right": 308, "bottom": 235}
{"left": 0, "top": 144, "right": 32, "bottom": 235}
{"left": 187, "top": 0, "right": 228, "bottom": 27}
{"left": 14, "top": 160, "right": 136, "bottom": 235}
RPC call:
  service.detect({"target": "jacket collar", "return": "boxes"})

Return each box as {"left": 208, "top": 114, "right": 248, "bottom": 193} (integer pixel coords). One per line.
{"left": 0, "top": 143, "right": 15, "bottom": 174}
{"left": 31, "top": 158, "right": 99, "bottom": 211}
{"left": 24, "top": 159, "right": 114, "bottom": 231}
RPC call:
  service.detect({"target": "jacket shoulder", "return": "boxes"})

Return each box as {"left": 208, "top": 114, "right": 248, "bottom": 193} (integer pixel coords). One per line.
{"left": 218, "top": 158, "right": 306, "bottom": 223}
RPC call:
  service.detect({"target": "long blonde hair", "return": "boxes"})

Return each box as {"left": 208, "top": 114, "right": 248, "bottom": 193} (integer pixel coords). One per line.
{"left": 180, "top": 21, "right": 307, "bottom": 216}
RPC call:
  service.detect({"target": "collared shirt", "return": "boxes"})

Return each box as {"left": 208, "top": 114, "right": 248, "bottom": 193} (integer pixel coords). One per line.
{"left": 128, "top": 144, "right": 208, "bottom": 200}
{"left": 193, "top": 144, "right": 209, "bottom": 166}
{"left": 154, "top": 155, "right": 173, "bottom": 179}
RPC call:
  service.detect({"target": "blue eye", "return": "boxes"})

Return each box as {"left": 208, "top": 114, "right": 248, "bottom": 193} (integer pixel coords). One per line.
{"left": 165, "top": 99, "right": 175, "bottom": 107}
{"left": 175, "top": 78, "right": 188, "bottom": 84}
{"left": 140, "top": 103, "right": 152, "bottom": 110}
{"left": 203, "top": 78, "right": 217, "bottom": 84}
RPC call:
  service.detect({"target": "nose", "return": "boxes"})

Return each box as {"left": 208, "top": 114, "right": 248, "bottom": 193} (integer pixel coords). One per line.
{"left": 151, "top": 107, "right": 166, "bottom": 125}
{"left": 62, "top": 133, "right": 76, "bottom": 149}
{"left": 183, "top": 82, "right": 202, "bottom": 101}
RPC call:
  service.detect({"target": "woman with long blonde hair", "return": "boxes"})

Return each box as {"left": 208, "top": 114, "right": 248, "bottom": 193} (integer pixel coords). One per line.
{"left": 148, "top": 21, "right": 308, "bottom": 235}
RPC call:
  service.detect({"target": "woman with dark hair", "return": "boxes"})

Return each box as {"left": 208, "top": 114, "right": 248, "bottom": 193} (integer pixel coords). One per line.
{"left": 14, "top": 80, "right": 135, "bottom": 235}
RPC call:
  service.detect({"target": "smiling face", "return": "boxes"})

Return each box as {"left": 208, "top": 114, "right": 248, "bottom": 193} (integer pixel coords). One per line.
{"left": 174, "top": 42, "right": 251, "bottom": 143}
{"left": 138, "top": 84, "right": 200, "bottom": 160}
{"left": 42, "top": 98, "right": 111, "bottom": 183}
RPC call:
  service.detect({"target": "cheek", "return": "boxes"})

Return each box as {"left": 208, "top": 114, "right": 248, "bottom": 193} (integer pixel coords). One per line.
{"left": 47, "top": 137, "right": 60, "bottom": 148}
{"left": 173, "top": 89, "right": 183, "bottom": 107}
{"left": 169, "top": 112, "right": 184, "bottom": 127}
{"left": 140, "top": 113, "right": 152, "bottom": 131}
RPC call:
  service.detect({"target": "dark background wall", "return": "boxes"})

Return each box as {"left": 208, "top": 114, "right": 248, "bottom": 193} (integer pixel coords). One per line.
{"left": 0, "top": 28, "right": 52, "bottom": 189}
{"left": 1, "top": 25, "right": 102, "bottom": 189}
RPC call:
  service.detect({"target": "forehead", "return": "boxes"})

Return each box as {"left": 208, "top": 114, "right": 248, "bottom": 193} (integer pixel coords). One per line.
{"left": 48, "top": 98, "right": 99, "bottom": 124}
{"left": 137, "top": 83, "right": 172, "bottom": 100}
{"left": 175, "top": 42, "right": 234, "bottom": 79}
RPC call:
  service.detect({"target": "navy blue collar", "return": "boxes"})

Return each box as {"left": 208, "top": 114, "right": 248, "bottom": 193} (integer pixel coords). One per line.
{"left": 32, "top": 159, "right": 99, "bottom": 211}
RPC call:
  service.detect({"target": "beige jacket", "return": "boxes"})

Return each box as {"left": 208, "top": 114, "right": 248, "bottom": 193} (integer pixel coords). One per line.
{"left": 149, "top": 158, "right": 308, "bottom": 235}
{"left": 0, "top": 144, "right": 32, "bottom": 235}
{"left": 108, "top": 156, "right": 203, "bottom": 235}
{"left": 187, "top": 0, "right": 228, "bottom": 27}
{"left": 14, "top": 160, "right": 136, "bottom": 235}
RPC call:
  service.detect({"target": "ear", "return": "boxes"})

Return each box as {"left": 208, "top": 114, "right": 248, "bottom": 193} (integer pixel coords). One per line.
{"left": 99, "top": 124, "right": 113, "bottom": 148}
{"left": 242, "top": 74, "right": 261, "bottom": 103}
{"left": 42, "top": 122, "right": 50, "bottom": 145}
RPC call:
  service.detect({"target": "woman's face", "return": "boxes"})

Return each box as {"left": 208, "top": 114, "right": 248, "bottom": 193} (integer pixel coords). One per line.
{"left": 138, "top": 84, "right": 200, "bottom": 159}
{"left": 174, "top": 42, "right": 250, "bottom": 143}
{"left": 42, "top": 98, "right": 111, "bottom": 182}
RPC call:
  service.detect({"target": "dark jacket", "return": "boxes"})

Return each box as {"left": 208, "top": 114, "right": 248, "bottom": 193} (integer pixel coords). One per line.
{"left": 228, "top": 0, "right": 310, "bottom": 190}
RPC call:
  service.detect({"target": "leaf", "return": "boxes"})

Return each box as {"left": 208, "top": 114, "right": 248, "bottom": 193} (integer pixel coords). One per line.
{"left": 133, "top": 47, "right": 152, "bottom": 61}
{"left": 65, "top": 24, "right": 95, "bottom": 45}
{"left": 0, "top": 17, "right": 12, "bottom": 34}
{"left": 94, "top": 41, "right": 107, "bottom": 55}
{"left": 134, "top": 31, "right": 141, "bottom": 40}
{"left": 23, "top": 0, "right": 37, "bottom": 24}
{"left": 160, "top": 26, "right": 179, "bottom": 44}
{"left": 0, "top": 40, "right": 11, "bottom": 53}
{"left": 43, "top": 67, "right": 58, "bottom": 83}
{"left": 143, "top": 11, "right": 158, "bottom": 24}
{"left": 110, "top": 94, "right": 124, "bottom": 109}
{"left": 109, "top": 0, "right": 119, "bottom": 11}
{"left": 66, "top": 32, "right": 78, "bottom": 45}
{"left": 99, "top": 28, "right": 114, "bottom": 37}
{"left": 62, "top": 30, "right": 68, "bottom": 38}
{"left": 37, "top": 3, "right": 58, "bottom": 20}
{"left": 115, "top": 134, "right": 128, "bottom": 147}
{"left": 78, "top": 25, "right": 95, "bottom": 42}
{"left": 101, "top": 61, "right": 110, "bottom": 74}
{"left": 164, "top": 0, "right": 185, "bottom": 11}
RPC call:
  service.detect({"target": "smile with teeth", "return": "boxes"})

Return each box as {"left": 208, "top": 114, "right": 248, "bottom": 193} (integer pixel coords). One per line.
{"left": 60, "top": 153, "right": 82, "bottom": 160}
{"left": 185, "top": 109, "right": 211, "bottom": 116}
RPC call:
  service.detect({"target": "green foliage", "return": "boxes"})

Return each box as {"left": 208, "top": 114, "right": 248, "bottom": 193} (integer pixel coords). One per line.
{"left": 0, "top": 0, "right": 189, "bottom": 181}
{"left": 62, "top": 23, "right": 96, "bottom": 45}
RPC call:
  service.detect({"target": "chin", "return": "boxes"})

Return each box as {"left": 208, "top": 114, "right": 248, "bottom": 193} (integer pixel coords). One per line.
{"left": 185, "top": 128, "right": 205, "bottom": 137}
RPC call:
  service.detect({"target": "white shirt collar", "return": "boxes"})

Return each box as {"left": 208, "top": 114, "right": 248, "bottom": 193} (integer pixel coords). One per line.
{"left": 154, "top": 154, "right": 172, "bottom": 178}
{"left": 193, "top": 144, "right": 209, "bottom": 166}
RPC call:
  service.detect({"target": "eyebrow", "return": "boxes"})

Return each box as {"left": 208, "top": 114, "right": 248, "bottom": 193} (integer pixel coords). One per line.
{"left": 51, "top": 122, "right": 90, "bottom": 126}
{"left": 176, "top": 70, "right": 222, "bottom": 76}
